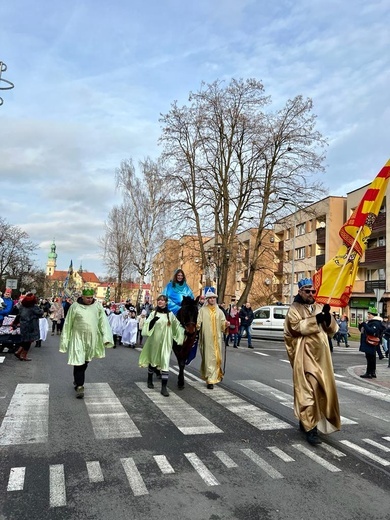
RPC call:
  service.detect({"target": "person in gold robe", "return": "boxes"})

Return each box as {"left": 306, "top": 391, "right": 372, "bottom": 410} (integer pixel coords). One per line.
{"left": 284, "top": 278, "right": 341, "bottom": 445}
{"left": 197, "top": 289, "right": 230, "bottom": 389}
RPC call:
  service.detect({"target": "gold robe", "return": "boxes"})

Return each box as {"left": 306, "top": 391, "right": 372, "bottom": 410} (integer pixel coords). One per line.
{"left": 284, "top": 301, "right": 341, "bottom": 434}
{"left": 197, "top": 304, "right": 227, "bottom": 385}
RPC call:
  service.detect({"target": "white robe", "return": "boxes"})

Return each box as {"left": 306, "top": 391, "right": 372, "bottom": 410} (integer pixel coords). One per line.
{"left": 122, "top": 318, "right": 138, "bottom": 345}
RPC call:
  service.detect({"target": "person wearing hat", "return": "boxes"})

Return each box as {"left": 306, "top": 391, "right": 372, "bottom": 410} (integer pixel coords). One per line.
{"left": 59, "top": 288, "right": 114, "bottom": 399}
{"left": 196, "top": 289, "right": 230, "bottom": 389}
{"left": 284, "top": 278, "right": 340, "bottom": 446}
{"left": 358, "top": 306, "right": 386, "bottom": 379}
{"left": 139, "top": 294, "right": 185, "bottom": 396}
{"left": 13, "top": 293, "right": 44, "bottom": 361}
{"left": 162, "top": 268, "right": 194, "bottom": 316}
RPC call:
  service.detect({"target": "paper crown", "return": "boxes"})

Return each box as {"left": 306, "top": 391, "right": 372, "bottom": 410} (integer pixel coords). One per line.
{"left": 298, "top": 278, "right": 313, "bottom": 289}
{"left": 368, "top": 306, "right": 378, "bottom": 315}
{"left": 82, "top": 288, "right": 95, "bottom": 296}
{"left": 205, "top": 289, "right": 218, "bottom": 298}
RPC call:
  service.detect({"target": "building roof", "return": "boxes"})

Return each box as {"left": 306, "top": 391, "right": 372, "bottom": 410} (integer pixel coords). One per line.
{"left": 80, "top": 272, "right": 101, "bottom": 284}
{"left": 49, "top": 271, "right": 68, "bottom": 281}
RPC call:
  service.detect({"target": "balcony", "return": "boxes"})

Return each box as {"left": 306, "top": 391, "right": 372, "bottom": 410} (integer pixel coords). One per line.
{"left": 370, "top": 212, "right": 386, "bottom": 235}
{"left": 316, "top": 254, "right": 325, "bottom": 270}
{"left": 360, "top": 245, "right": 386, "bottom": 267}
{"left": 365, "top": 280, "right": 386, "bottom": 292}
{"left": 316, "top": 227, "right": 326, "bottom": 243}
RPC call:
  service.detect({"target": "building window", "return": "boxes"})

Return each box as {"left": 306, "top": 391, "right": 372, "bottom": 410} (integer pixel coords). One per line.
{"left": 296, "top": 223, "right": 305, "bottom": 236}
{"left": 296, "top": 247, "right": 305, "bottom": 260}
{"left": 378, "top": 236, "right": 385, "bottom": 247}
{"left": 379, "top": 269, "right": 386, "bottom": 280}
{"left": 295, "top": 272, "right": 305, "bottom": 283}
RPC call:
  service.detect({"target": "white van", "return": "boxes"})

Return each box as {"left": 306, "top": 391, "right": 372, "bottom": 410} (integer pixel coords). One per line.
{"left": 250, "top": 305, "right": 290, "bottom": 340}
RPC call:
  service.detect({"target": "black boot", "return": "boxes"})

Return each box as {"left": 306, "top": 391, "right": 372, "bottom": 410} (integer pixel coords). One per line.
{"left": 306, "top": 426, "right": 321, "bottom": 445}
{"left": 35, "top": 340, "right": 42, "bottom": 348}
{"left": 360, "top": 373, "right": 372, "bottom": 379}
{"left": 161, "top": 379, "right": 169, "bottom": 397}
{"left": 147, "top": 371, "right": 154, "bottom": 389}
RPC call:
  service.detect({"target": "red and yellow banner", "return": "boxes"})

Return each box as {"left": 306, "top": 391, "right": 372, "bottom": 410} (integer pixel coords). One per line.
{"left": 314, "top": 159, "right": 390, "bottom": 306}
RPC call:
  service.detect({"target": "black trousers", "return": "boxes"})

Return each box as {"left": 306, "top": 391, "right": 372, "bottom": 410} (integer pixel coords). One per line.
{"left": 73, "top": 362, "right": 89, "bottom": 387}
{"left": 365, "top": 352, "right": 376, "bottom": 375}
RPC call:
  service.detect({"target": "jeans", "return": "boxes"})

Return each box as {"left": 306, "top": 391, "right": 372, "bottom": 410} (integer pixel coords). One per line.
{"left": 238, "top": 324, "right": 252, "bottom": 347}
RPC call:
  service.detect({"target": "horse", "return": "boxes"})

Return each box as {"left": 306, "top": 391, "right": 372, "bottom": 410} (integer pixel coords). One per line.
{"left": 173, "top": 296, "right": 199, "bottom": 389}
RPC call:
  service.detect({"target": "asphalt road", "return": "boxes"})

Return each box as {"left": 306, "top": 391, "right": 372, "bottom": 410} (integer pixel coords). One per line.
{"left": 0, "top": 332, "right": 389, "bottom": 520}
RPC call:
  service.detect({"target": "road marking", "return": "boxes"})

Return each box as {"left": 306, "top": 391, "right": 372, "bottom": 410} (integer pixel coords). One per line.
{"left": 362, "top": 438, "right": 390, "bottom": 452}
{"left": 153, "top": 455, "right": 175, "bottom": 474}
{"left": 0, "top": 356, "right": 5, "bottom": 363}
{"left": 320, "top": 444, "right": 346, "bottom": 457}
{"left": 136, "top": 382, "right": 222, "bottom": 435}
{"left": 7, "top": 467, "right": 25, "bottom": 491}
{"left": 336, "top": 380, "right": 390, "bottom": 403}
{"left": 334, "top": 373, "right": 346, "bottom": 378}
{"left": 339, "top": 440, "right": 390, "bottom": 466}
{"left": 383, "top": 436, "right": 390, "bottom": 442}
{"left": 241, "top": 448, "right": 284, "bottom": 479}
{"left": 213, "top": 451, "right": 238, "bottom": 468}
{"left": 186, "top": 380, "right": 292, "bottom": 431}
{"left": 84, "top": 383, "right": 141, "bottom": 439}
{"left": 280, "top": 359, "right": 290, "bottom": 363}
{"left": 184, "top": 453, "right": 220, "bottom": 486}
{"left": 86, "top": 461, "right": 104, "bottom": 482}
{"left": 0, "top": 383, "right": 49, "bottom": 445}
{"left": 292, "top": 444, "right": 341, "bottom": 472}
{"left": 49, "top": 464, "right": 66, "bottom": 507}
{"left": 120, "top": 458, "right": 149, "bottom": 496}
{"left": 253, "top": 352, "right": 270, "bottom": 356}
{"left": 267, "top": 446, "right": 295, "bottom": 462}
{"left": 235, "top": 380, "right": 357, "bottom": 426}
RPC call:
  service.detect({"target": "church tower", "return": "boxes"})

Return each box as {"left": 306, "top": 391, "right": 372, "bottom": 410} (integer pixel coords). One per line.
{"left": 46, "top": 239, "right": 57, "bottom": 276}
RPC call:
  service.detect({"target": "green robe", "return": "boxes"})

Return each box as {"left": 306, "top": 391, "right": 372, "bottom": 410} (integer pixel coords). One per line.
{"left": 59, "top": 301, "right": 114, "bottom": 365}
{"left": 139, "top": 311, "right": 185, "bottom": 371}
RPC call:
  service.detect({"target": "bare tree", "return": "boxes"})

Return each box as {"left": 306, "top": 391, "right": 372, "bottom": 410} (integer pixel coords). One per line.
{"left": 0, "top": 217, "right": 37, "bottom": 290}
{"left": 159, "top": 78, "right": 327, "bottom": 302}
{"left": 115, "top": 157, "right": 169, "bottom": 308}
{"left": 100, "top": 205, "right": 134, "bottom": 302}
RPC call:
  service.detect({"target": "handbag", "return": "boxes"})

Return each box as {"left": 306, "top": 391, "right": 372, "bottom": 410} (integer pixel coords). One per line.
{"left": 229, "top": 323, "right": 236, "bottom": 330}
{"left": 366, "top": 334, "right": 380, "bottom": 346}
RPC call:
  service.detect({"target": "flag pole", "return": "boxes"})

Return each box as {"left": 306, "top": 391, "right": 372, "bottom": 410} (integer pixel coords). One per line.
{"left": 326, "top": 225, "right": 364, "bottom": 304}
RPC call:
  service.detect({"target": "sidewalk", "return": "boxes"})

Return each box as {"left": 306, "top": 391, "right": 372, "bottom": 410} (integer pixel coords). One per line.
{"left": 336, "top": 339, "right": 390, "bottom": 390}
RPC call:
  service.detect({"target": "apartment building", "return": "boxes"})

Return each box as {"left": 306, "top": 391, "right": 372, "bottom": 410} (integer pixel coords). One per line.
{"left": 150, "top": 229, "right": 276, "bottom": 307}
{"left": 273, "top": 197, "right": 346, "bottom": 307}
{"left": 347, "top": 184, "right": 389, "bottom": 325}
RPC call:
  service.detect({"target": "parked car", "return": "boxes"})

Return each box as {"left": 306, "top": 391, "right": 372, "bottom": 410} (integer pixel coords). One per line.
{"left": 250, "top": 305, "right": 290, "bottom": 340}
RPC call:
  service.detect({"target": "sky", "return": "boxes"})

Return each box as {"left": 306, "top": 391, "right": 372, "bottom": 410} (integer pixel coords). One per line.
{"left": 0, "top": 0, "right": 389, "bottom": 278}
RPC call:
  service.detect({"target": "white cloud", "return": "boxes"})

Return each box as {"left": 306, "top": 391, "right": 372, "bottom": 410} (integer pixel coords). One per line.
{"left": 0, "top": 0, "right": 389, "bottom": 275}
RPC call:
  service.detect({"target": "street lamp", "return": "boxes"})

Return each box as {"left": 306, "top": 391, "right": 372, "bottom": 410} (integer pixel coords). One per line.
{"left": 279, "top": 198, "right": 314, "bottom": 303}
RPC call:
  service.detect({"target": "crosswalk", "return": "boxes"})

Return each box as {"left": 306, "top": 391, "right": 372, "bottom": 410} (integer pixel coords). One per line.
{"left": 5, "top": 436, "right": 390, "bottom": 507}
{"left": 1, "top": 369, "right": 390, "bottom": 508}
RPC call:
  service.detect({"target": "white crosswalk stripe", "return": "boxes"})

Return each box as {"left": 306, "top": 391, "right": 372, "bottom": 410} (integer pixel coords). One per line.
{"left": 292, "top": 444, "right": 341, "bottom": 472}
{"left": 183, "top": 377, "right": 292, "bottom": 431}
{"left": 153, "top": 455, "right": 175, "bottom": 474}
{"left": 136, "top": 381, "right": 223, "bottom": 434}
{"left": 184, "top": 453, "right": 220, "bottom": 486}
{"left": 339, "top": 440, "right": 390, "bottom": 466}
{"left": 49, "top": 464, "right": 67, "bottom": 508}
{"left": 241, "top": 448, "right": 284, "bottom": 479}
{"left": 7, "top": 467, "right": 25, "bottom": 491}
{"left": 86, "top": 461, "right": 104, "bottom": 482}
{"left": 0, "top": 383, "right": 49, "bottom": 445}
{"left": 84, "top": 383, "right": 141, "bottom": 439}
{"left": 235, "top": 379, "right": 357, "bottom": 425}
{"left": 121, "top": 457, "right": 149, "bottom": 496}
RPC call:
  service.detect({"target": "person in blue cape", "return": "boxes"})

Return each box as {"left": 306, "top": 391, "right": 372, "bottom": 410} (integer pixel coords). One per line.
{"left": 162, "top": 268, "right": 194, "bottom": 316}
